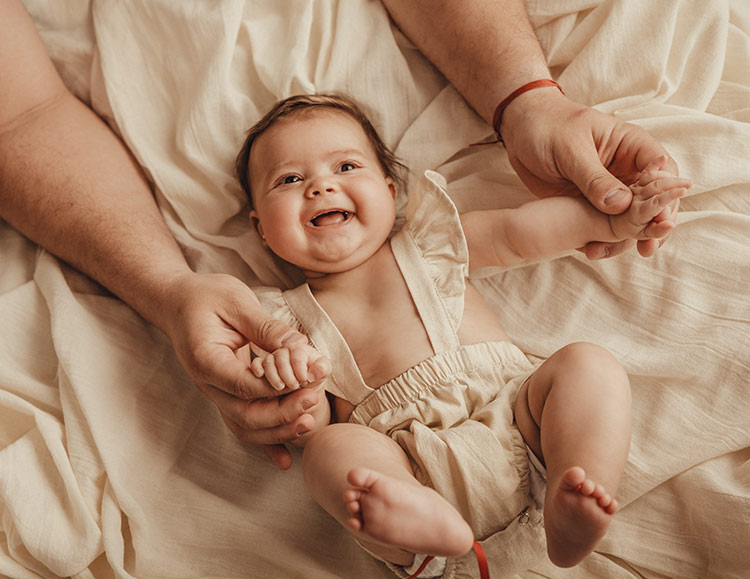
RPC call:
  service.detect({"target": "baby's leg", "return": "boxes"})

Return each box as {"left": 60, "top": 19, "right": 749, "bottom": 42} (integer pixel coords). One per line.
{"left": 302, "top": 423, "right": 473, "bottom": 566}
{"left": 514, "top": 342, "right": 631, "bottom": 568}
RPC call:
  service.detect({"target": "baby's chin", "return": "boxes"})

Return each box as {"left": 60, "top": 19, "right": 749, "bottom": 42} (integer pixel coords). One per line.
{"left": 299, "top": 257, "right": 373, "bottom": 281}
{"left": 300, "top": 262, "right": 362, "bottom": 279}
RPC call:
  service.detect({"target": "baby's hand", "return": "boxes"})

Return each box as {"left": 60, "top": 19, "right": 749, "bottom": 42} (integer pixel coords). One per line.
{"left": 250, "top": 332, "right": 331, "bottom": 392}
{"left": 609, "top": 159, "right": 691, "bottom": 242}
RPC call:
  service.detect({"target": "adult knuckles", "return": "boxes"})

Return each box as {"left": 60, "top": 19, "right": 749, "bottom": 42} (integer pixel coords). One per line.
{"left": 234, "top": 397, "right": 297, "bottom": 432}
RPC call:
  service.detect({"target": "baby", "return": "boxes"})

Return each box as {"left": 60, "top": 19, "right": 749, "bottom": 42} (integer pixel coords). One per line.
{"left": 234, "top": 94, "right": 690, "bottom": 575}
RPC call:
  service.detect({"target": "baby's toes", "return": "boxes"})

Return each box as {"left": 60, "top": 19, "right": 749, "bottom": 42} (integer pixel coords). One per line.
{"left": 578, "top": 478, "right": 596, "bottom": 496}
{"left": 603, "top": 498, "right": 619, "bottom": 515}
{"left": 590, "top": 482, "right": 606, "bottom": 498}
{"left": 344, "top": 488, "right": 363, "bottom": 506}
{"left": 346, "top": 499, "right": 361, "bottom": 516}
{"left": 596, "top": 491, "right": 612, "bottom": 508}
{"left": 347, "top": 466, "right": 380, "bottom": 490}
{"left": 561, "top": 466, "right": 586, "bottom": 489}
{"left": 347, "top": 513, "right": 364, "bottom": 532}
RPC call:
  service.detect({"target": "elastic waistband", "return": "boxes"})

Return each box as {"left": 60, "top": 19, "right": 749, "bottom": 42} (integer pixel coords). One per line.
{"left": 351, "top": 341, "right": 532, "bottom": 425}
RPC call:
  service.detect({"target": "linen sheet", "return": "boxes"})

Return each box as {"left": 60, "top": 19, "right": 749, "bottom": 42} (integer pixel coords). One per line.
{"left": 1, "top": 0, "right": 748, "bottom": 577}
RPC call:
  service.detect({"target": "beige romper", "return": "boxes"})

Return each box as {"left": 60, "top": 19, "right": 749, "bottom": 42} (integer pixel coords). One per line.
{"left": 258, "top": 171, "right": 547, "bottom": 578}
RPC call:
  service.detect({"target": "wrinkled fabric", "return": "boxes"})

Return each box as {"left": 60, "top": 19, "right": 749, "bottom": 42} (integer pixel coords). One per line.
{"left": 2, "top": 0, "right": 749, "bottom": 577}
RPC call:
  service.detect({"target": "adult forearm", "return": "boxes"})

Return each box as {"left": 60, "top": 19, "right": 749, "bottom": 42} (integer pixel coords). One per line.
{"left": 0, "top": 0, "right": 191, "bottom": 330}
{"left": 0, "top": 91, "right": 191, "bottom": 329}
{"left": 0, "top": 1, "right": 325, "bottom": 452}
{"left": 381, "top": 0, "right": 551, "bottom": 123}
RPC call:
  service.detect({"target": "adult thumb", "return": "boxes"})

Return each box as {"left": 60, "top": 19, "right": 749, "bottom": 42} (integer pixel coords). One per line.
{"left": 229, "top": 287, "right": 302, "bottom": 352}
{"left": 569, "top": 150, "right": 632, "bottom": 215}
{"left": 249, "top": 313, "right": 301, "bottom": 353}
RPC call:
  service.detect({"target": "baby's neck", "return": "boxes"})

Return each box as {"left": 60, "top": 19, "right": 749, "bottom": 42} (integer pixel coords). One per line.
{"left": 306, "top": 242, "right": 395, "bottom": 299}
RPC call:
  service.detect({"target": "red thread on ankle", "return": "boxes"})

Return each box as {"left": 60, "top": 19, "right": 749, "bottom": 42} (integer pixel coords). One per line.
{"left": 473, "top": 540, "right": 490, "bottom": 579}
{"left": 406, "top": 555, "right": 435, "bottom": 578}
{"left": 492, "top": 79, "right": 564, "bottom": 143}
{"left": 406, "top": 541, "right": 490, "bottom": 578}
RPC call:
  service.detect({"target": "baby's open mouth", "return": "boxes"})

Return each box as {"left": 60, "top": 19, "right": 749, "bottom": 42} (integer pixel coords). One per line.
{"left": 310, "top": 210, "right": 352, "bottom": 227}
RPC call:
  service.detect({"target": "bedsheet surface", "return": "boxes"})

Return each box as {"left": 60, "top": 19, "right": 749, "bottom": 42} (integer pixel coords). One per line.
{"left": 2, "top": 0, "right": 749, "bottom": 577}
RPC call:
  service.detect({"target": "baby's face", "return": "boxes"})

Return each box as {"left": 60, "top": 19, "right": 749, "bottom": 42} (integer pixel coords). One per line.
{"left": 248, "top": 109, "right": 397, "bottom": 277}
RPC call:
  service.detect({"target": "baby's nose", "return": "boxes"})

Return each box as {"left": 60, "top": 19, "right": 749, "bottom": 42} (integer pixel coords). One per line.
{"left": 307, "top": 185, "right": 335, "bottom": 197}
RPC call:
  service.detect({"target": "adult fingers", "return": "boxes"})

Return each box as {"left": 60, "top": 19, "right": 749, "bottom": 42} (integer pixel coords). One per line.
{"left": 636, "top": 238, "right": 660, "bottom": 257}
{"left": 198, "top": 380, "right": 320, "bottom": 434}
{"left": 643, "top": 220, "right": 676, "bottom": 240}
{"left": 262, "top": 444, "right": 293, "bottom": 470}
{"left": 192, "top": 342, "right": 279, "bottom": 400}
{"left": 562, "top": 137, "right": 632, "bottom": 215}
{"left": 579, "top": 239, "right": 635, "bottom": 260}
{"left": 561, "top": 114, "right": 683, "bottom": 213}
{"left": 241, "top": 411, "right": 317, "bottom": 445}
{"left": 219, "top": 283, "right": 307, "bottom": 354}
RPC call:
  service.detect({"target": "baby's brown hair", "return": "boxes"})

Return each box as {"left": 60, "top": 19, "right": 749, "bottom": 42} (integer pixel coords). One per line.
{"left": 235, "top": 94, "right": 407, "bottom": 207}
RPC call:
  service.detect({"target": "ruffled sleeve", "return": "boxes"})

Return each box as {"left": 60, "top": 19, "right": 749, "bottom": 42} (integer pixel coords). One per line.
{"left": 390, "top": 170, "right": 468, "bottom": 347}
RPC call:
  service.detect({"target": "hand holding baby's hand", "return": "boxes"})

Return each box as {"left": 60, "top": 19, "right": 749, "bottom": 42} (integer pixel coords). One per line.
{"left": 250, "top": 332, "right": 331, "bottom": 392}
{"left": 609, "top": 158, "right": 692, "bottom": 243}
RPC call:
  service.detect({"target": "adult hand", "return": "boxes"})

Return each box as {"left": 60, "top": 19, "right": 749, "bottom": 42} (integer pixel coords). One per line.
{"left": 3, "top": 0, "right": 316, "bottom": 470}
{"left": 157, "top": 271, "right": 323, "bottom": 470}
{"left": 499, "top": 87, "right": 682, "bottom": 259}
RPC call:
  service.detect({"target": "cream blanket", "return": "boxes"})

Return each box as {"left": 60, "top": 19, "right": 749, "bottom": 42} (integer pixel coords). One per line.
{"left": 2, "top": 1, "right": 748, "bottom": 577}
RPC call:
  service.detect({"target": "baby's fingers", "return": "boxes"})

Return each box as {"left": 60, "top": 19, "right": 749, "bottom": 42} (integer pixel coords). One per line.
{"left": 306, "top": 355, "right": 332, "bottom": 388}
{"left": 274, "top": 348, "right": 302, "bottom": 390}
{"left": 287, "top": 343, "right": 314, "bottom": 385}
{"left": 261, "top": 352, "right": 292, "bottom": 391}
{"left": 634, "top": 175, "right": 692, "bottom": 194}
{"left": 250, "top": 356, "right": 265, "bottom": 379}
{"left": 632, "top": 187, "right": 687, "bottom": 223}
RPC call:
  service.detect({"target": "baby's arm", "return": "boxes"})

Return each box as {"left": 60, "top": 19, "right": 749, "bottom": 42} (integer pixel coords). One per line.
{"left": 463, "top": 167, "right": 691, "bottom": 269}
{"left": 250, "top": 333, "right": 332, "bottom": 444}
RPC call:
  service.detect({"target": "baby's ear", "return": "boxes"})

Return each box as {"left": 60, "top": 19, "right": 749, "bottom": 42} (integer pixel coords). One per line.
{"left": 386, "top": 177, "right": 397, "bottom": 200}
{"left": 249, "top": 210, "right": 266, "bottom": 241}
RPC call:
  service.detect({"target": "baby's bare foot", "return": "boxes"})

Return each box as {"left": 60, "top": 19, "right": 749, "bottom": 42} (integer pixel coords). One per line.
{"left": 344, "top": 467, "right": 473, "bottom": 558}
{"left": 545, "top": 466, "right": 618, "bottom": 567}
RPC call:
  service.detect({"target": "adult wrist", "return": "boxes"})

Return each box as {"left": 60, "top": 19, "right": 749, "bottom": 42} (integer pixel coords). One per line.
{"left": 136, "top": 267, "right": 197, "bottom": 334}
{"left": 494, "top": 79, "right": 566, "bottom": 143}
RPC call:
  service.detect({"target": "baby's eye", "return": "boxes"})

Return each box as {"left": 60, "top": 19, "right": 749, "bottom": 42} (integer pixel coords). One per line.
{"left": 338, "top": 162, "right": 356, "bottom": 173}
{"left": 283, "top": 175, "right": 301, "bottom": 184}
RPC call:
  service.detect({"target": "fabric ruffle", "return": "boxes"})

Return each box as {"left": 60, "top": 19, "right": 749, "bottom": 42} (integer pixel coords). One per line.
{"left": 396, "top": 171, "right": 468, "bottom": 338}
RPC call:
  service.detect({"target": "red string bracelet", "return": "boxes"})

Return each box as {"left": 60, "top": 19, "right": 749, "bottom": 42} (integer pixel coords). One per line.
{"left": 492, "top": 79, "right": 564, "bottom": 144}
